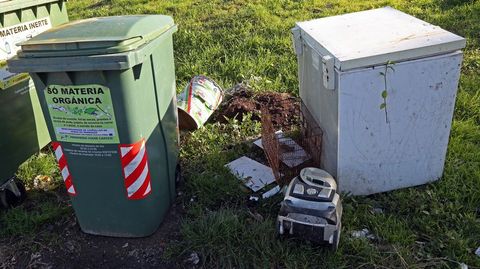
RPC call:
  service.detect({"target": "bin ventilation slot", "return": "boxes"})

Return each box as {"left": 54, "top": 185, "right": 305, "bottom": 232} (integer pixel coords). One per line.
{"left": 15, "top": 9, "right": 21, "bottom": 22}
{"left": 65, "top": 72, "right": 75, "bottom": 84}
{"left": 32, "top": 6, "right": 38, "bottom": 18}
{"left": 35, "top": 73, "right": 49, "bottom": 86}
{"left": 133, "top": 64, "right": 143, "bottom": 80}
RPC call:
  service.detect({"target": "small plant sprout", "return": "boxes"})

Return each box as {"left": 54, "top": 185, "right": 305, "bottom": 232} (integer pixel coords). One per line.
{"left": 379, "top": 61, "right": 395, "bottom": 123}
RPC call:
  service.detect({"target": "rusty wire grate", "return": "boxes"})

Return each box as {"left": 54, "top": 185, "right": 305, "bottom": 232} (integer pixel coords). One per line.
{"left": 261, "top": 101, "right": 323, "bottom": 186}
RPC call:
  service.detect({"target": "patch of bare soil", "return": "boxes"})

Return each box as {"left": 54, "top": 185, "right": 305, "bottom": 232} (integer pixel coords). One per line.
{"left": 0, "top": 193, "right": 185, "bottom": 269}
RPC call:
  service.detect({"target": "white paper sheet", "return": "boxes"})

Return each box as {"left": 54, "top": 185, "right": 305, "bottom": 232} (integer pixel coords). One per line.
{"left": 225, "top": 156, "right": 276, "bottom": 192}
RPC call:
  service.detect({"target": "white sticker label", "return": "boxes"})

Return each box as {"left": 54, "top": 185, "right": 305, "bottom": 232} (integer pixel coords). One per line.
{"left": 56, "top": 127, "right": 116, "bottom": 137}
{"left": 0, "top": 17, "right": 52, "bottom": 89}
{"left": 45, "top": 84, "right": 120, "bottom": 144}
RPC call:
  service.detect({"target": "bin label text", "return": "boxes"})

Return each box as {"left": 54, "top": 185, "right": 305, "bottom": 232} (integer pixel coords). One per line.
{"left": 45, "top": 84, "right": 120, "bottom": 144}
{"left": 0, "top": 17, "right": 52, "bottom": 90}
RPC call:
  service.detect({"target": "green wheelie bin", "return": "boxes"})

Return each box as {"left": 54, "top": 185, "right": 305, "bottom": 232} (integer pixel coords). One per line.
{"left": 8, "top": 15, "right": 179, "bottom": 237}
{"left": 0, "top": 0, "right": 68, "bottom": 208}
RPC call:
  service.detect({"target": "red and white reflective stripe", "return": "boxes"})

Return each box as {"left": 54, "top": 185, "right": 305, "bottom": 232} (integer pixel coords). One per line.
{"left": 52, "top": 142, "right": 77, "bottom": 196}
{"left": 119, "top": 139, "right": 152, "bottom": 200}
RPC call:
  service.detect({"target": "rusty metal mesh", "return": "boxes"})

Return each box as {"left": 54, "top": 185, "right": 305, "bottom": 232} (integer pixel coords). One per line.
{"left": 261, "top": 101, "right": 323, "bottom": 186}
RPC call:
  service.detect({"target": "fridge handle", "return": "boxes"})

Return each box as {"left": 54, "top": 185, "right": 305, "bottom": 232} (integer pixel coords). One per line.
{"left": 322, "top": 55, "right": 335, "bottom": 90}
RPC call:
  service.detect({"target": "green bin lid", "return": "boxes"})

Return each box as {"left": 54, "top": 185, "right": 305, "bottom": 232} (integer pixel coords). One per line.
{"left": 18, "top": 15, "right": 175, "bottom": 57}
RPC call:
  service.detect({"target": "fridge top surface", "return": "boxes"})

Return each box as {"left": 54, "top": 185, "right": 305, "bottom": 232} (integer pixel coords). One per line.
{"left": 295, "top": 7, "right": 465, "bottom": 70}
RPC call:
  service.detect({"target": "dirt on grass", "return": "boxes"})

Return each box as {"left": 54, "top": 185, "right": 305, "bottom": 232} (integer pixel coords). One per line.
{"left": 213, "top": 87, "right": 300, "bottom": 129}
{"left": 0, "top": 190, "right": 186, "bottom": 269}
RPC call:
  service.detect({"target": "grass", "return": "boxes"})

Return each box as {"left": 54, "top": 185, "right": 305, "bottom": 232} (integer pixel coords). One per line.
{"left": 16, "top": 149, "right": 60, "bottom": 189}
{"left": 0, "top": 199, "right": 72, "bottom": 237}
{"left": 0, "top": 151, "right": 70, "bottom": 238}
{"left": 1, "top": 0, "right": 479, "bottom": 268}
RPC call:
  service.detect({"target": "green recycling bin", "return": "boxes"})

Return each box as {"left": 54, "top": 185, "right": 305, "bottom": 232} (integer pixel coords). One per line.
{"left": 8, "top": 15, "right": 179, "bottom": 237}
{"left": 0, "top": 0, "right": 68, "bottom": 207}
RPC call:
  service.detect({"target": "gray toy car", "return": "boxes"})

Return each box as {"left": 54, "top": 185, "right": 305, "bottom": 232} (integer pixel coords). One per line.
{"left": 277, "top": 167, "right": 342, "bottom": 250}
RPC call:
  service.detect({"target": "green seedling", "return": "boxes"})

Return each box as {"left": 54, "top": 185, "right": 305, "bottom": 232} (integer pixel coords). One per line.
{"left": 379, "top": 61, "right": 395, "bottom": 124}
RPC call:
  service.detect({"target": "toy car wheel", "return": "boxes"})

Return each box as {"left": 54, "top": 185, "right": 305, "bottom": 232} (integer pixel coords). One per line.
{"left": 331, "top": 222, "right": 341, "bottom": 251}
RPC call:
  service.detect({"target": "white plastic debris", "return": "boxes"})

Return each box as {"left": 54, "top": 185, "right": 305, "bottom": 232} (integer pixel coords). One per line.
{"left": 186, "top": 252, "right": 200, "bottom": 265}
{"left": 33, "top": 175, "right": 54, "bottom": 191}
{"left": 351, "top": 228, "right": 376, "bottom": 240}
{"left": 475, "top": 246, "right": 480, "bottom": 257}
{"left": 262, "top": 185, "right": 281, "bottom": 199}
{"left": 249, "top": 196, "right": 260, "bottom": 202}
{"left": 249, "top": 185, "right": 281, "bottom": 203}
{"left": 225, "top": 156, "right": 276, "bottom": 192}
{"left": 254, "top": 130, "right": 311, "bottom": 168}
{"left": 460, "top": 263, "right": 468, "bottom": 269}
{"left": 372, "top": 207, "right": 384, "bottom": 214}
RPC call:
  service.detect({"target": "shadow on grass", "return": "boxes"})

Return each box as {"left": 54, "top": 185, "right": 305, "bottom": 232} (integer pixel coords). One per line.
{"left": 87, "top": 0, "right": 114, "bottom": 9}
{"left": 435, "top": 0, "right": 476, "bottom": 10}
{"left": 0, "top": 189, "right": 72, "bottom": 238}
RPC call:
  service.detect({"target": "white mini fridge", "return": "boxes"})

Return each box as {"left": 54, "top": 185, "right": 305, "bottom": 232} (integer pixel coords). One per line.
{"left": 293, "top": 7, "right": 466, "bottom": 195}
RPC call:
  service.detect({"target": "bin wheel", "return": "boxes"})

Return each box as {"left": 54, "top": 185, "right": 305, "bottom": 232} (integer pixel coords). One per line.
{"left": 0, "top": 177, "right": 27, "bottom": 209}
{"left": 331, "top": 222, "right": 341, "bottom": 251}
{"left": 175, "top": 164, "right": 183, "bottom": 184}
